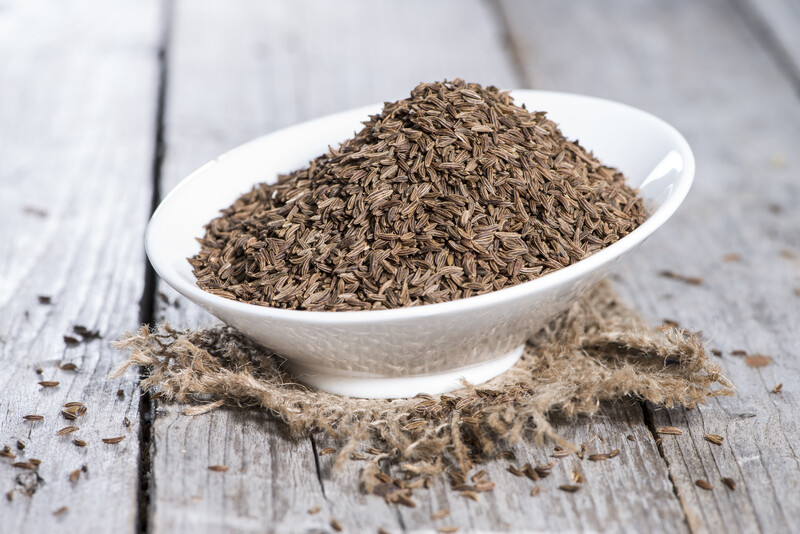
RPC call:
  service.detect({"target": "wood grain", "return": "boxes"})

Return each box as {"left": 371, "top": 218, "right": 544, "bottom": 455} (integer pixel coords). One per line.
{"left": 0, "top": 1, "right": 162, "bottom": 532}
{"left": 390, "top": 403, "right": 688, "bottom": 533}
{"left": 3, "top": 0, "right": 796, "bottom": 531}
{"left": 498, "top": 0, "right": 800, "bottom": 531}
{"left": 735, "top": 0, "right": 800, "bottom": 88}
{"left": 151, "top": 1, "right": 690, "bottom": 532}
{"left": 152, "top": 1, "right": 517, "bottom": 531}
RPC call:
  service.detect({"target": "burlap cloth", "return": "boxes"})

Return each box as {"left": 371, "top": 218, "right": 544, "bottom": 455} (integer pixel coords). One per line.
{"left": 113, "top": 281, "right": 732, "bottom": 488}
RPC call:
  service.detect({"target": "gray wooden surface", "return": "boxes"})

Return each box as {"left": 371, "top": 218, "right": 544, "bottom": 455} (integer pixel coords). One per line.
{"left": 0, "top": 1, "right": 161, "bottom": 532}
{"left": 1, "top": 0, "right": 798, "bottom": 532}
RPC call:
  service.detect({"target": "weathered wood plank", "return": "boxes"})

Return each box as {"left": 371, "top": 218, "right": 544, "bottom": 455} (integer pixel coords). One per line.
{"left": 0, "top": 1, "right": 162, "bottom": 532}
{"left": 735, "top": 0, "right": 800, "bottom": 88}
{"left": 390, "top": 403, "right": 687, "bottom": 533}
{"left": 151, "top": 1, "right": 692, "bottom": 533}
{"left": 499, "top": 0, "right": 800, "bottom": 532}
{"left": 152, "top": 0, "right": 518, "bottom": 530}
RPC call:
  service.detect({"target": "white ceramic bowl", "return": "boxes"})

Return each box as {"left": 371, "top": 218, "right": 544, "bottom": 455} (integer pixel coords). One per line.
{"left": 146, "top": 90, "right": 694, "bottom": 398}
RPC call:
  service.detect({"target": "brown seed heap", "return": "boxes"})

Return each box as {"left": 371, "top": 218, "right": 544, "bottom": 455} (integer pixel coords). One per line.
{"left": 191, "top": 80, "right": 646, "bottom": 311}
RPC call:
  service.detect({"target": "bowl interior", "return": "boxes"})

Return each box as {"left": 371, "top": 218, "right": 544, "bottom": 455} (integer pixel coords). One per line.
{"left": 147, "top": 90, "right": 693, "bottom": 319}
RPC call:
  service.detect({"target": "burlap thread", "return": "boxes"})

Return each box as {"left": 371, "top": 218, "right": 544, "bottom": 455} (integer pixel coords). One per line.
{"left": 112, "top": 281, "right": 732, "bottom": 488}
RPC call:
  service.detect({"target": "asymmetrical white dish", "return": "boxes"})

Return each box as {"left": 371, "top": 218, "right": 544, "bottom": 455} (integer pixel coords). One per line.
{"left": 146, "top": 90, "right": 694, "bottom": 398}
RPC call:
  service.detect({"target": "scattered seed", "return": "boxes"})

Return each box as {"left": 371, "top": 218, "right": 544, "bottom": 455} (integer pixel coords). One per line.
{"left": 64, "top": 401, "right": 85, "bottom": 408}
{"left": 60, "top": 363, "right": 79, "bottom": 371}
{"left": 657, "top": 426, "right": 683, "bottom": 435}
{"left": 117, "top": 389, "right": 124, "bottom": 398}
{"left": 6, "top": 490, "right": 13, "bottom": 501}
{"left": 38, "top": 381, "right": 59, "bottom": 388}
{"left": 431, "top": 509, "right": 450, "bottom": 520}
{"left": 520, "top": 464, "right": 538, "bottom": 481}
{"left": 460, "top": 490, "right": 479, "bottom": 502}
{"left": 320, "top": 447, "right": 336, "bottom": 456}
{"left": 405, "top": 479, "right": 425, "bottom": 489}
{"left": 475, "top": 482, "right": 495, "bottom": 492}
{"left": 34, "top": 366, "right": 43, "bottom": 375}
{"left": 661, "top": 319, "right": 680, "bottom": 329}
{"left": 571, "top": 471, "right": 584, "bottom": 484}
{"left": 23, "top": 415, "right": 44, "bottom": 421}
{"left": 16, "top": 440, "right": 25, "bottom": 451}
{"left": 394, "top": 493, "right": 417, "bottom": 508}
{"left": 308, "top": 506, "right": 320, "bottom": 515}
{"left": 57, "top": 426, "right": 79, "bottom": 436}
{"left": 696, "top": 479, "right": 713, "bottom": 491}
{"left": 23, "top": 205, "right": 48, "bottom": 217}
{"left": 745, "top": 354, "right": 772, "bottom": 367}
{"left": 38, "top": 295, "right": 52, "bottom": 304}
{"left": 102, "top": 436, "right": 125, "bottom": 444}
{"left": 81, "top": 464, "right": 88, "bottom": 473}
{"left": 626, "top": 434, "right": 635, "bottom": 442}
{"left": 73, "top": 439, "right": 87, "bottom": 447}
{"left": 13, "top": 462, "right": 36, "bottom": 470}
{"left": 29, "top": 459, "right": 41, "bottom": 466}
{"left": 495, "top": 451, "right": 516, "bottom": 460}
{"left": 530, "top": 486, "right": 541, "bottom": 496}
{"left": 330, "top": 518, "right": 343, "bottom": 532}
{"left": 711, "top": 349, "right": 722, "bottom": 356}
{"left": 659, "top": 271, "right": 704, "bottom": 286}
{"left": 0, "top": 450, "right": 16, "bottom": 459}
{"left": 588, "top": 453, "right": 609, "bottom": 461}
{"left": 63, "top": 336, "right": 80, "bottom": 346}
{"left": 438, "top": 527, "right": 459, "bottom": 534}
{"left": 53, "top": 506, "right": 68, "bottom": 516}
{"left": 722, "top": 477, "right": 737, "bottom": 491}
{"left": 559, "top": 484, "right": 581, "bottom": 492}
{"left": 608, "top": 449, "right": 620, "bottom": 458}
{"left": 69, "top": 469, "right": 81, "bottom": 482}
{"left": 73, "top": 325, "right": 100, "bottom": 340}
{"left": 123, "top": 416, "right": 131, "bottom": 427}
{"left": 704, "top": 434, "right": 724, "bottom": 446}
{"left": 772, "top": 383, "right": 783, "bottom": 394}
{"left": 374, "top": 472, "right": 392, "bottom": 484}
{"left": 208, "top": 465, "right": 229, "bottom": 472}
{"left": 470, "top": 470, "right": 487, "bottom": 483}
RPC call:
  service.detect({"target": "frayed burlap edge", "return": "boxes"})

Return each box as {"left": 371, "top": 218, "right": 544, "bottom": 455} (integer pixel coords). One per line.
{"left": 111, "top": 281, "right": 733, "bottom": 490}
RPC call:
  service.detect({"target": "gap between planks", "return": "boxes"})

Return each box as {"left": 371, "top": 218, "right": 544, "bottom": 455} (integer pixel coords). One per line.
{"left": 137, "top": 1, "right": 175, "bottom": 533}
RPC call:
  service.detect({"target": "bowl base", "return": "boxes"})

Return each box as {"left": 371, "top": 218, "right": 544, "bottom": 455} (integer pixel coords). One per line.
{"left": 285, "top": 345, "right": 525, "bottom": 399}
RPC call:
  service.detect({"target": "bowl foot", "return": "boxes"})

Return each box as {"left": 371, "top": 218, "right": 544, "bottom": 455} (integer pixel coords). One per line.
{"left": 285, "top": 345, "right": 525, "bottom": 399}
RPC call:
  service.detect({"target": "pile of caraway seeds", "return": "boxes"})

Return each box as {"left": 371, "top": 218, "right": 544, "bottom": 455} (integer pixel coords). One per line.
{"left": 190, "top": 80, "right": 646, "bottom": 310}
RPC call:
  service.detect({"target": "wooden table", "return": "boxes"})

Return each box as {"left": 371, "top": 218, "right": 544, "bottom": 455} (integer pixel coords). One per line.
{"left": 2, "top": 1, "right": 799, "bottom": 532}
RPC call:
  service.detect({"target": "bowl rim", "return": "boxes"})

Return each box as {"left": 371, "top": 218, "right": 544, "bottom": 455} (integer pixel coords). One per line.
{"left": 146, "top": 89, "right": 695, "bottom": 324}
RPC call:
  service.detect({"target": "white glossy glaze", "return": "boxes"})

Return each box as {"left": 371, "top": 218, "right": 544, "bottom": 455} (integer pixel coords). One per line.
{"left": 146, "top": 90, "right": 694, "bottom": 398}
